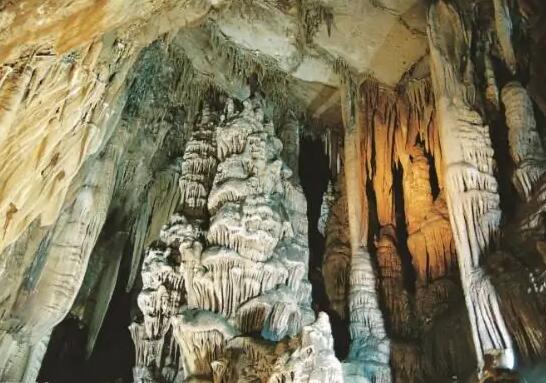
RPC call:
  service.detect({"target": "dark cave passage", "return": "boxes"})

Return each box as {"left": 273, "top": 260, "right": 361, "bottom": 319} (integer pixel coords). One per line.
{"left": 38, "top": 283, "right": 134, "bottom": 383}
{"left": 298, "top": 135, "right": 350, "bottom": 359}
{"left": 82, "top": 274, "right": 135, "bottom": 383}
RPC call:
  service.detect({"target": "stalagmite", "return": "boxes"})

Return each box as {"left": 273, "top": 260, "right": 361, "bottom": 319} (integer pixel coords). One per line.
{"left": 343, "top": 247, "right": 391, "bottom": 383}
{"left": 428, "top": 0, "right": 516, "bottom": 373}
{"left": 322, "top": 177, "right": 351, "bottom": 318}
{"left": 403, "top": 146, "right": 456, "bottom": 283}
{"left": 280, "top": 117, "right": 301, "bottom": 181}
{"left": 484, "top": 48, "right": 500, "bottom": 110}
{"left": 375, "top": 227, "right": 414, "bottom": 338}
{"left": 501, "top": 81, "right": 546, "bottom": 201}
{"left": 339, "top": 82, "right": 393, "bottom": 382}
{"left": 130, "top": 99, "right": 340, "bottom": 383}
{"left": 179, "top": 107, "right": 219, "bottom": 216}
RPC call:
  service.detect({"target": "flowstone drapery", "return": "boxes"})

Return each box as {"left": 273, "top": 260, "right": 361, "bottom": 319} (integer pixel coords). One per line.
{"left": 428, "top": 0, "right": 515, "bottom": 373}
{"left": 130, "top": 99, "right": 342, "bottom": 383}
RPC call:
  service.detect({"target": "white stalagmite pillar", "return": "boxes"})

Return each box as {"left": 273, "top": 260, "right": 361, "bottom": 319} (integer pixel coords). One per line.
{"left": 130, "top": 99, "right": 343, "bottom": 383}
{"left": 340, "top": 84, "right": 392, "bottom": 383}
{"left": 427, "top": 0, "right": 515, "bottom": 372}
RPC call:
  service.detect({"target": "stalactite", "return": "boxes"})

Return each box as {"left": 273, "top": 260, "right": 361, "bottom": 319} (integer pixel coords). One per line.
{"left": 340, "top": 82, "right": 368, "bottom": 252}
{"left": 127, "top": 164, "right": 183, "bottom": 291}
{"left": 321, "top": 129, "right": 342, "bottom": 178}
{"left": 0, "top": 39, "right": 135, "bottom": 255}
{"left": 372, "top": 99, "right": 396, "bottom": 227}
{"left": 130, "top": 99, "right": 340, "bottom": 382}
{"left": 428, "top": 0, "right": 516, "bottom": 373}
{"left": 493, "top": 0, "right": 517, "bottom": 74}
{"left": 501, "top": 81, "right": 546, "bottom": 201}
{"left": 318, "top": 181, "right": 335, "bottom": 236}
{"left": 0, "top": 138, "right": 119, "bottom": 382}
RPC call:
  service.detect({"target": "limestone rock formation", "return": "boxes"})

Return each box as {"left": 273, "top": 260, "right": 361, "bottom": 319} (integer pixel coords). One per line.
{"left": 129, "top": 100, "right": 341, "bottom": 383}
{"left": 428, "top": 0, "right": 515, "bottom": 372}
{"left": 501, "top": 81, "right": 546, "bottom": 201}
{"left": 0, "top": 0, "right": 545, "bottom": 382}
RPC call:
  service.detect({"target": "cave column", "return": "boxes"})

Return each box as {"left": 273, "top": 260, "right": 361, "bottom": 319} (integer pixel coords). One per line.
{"left": 340, "top": 83, "right": 392, "bottom": 382}
{"left": 340, "top": 84, "right": 367, "bottom": 252}
{"left": 427, "top": 0, "right": 515, "bottom": 372}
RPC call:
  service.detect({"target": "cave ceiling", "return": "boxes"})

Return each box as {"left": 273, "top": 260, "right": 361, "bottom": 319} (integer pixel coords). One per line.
{"left": 0, "top": 0, "right": 429, "bottom": 125}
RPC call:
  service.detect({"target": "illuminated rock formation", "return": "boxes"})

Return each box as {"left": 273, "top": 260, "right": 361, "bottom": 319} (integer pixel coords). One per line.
{"left": 428, "top": 0, "right": 516, "bottom": 374}
{"left": 130, "top": 100, "right": 341, "bottom": 383}
{"left": 1, "top": 1, "right": 545, "bottom": 381}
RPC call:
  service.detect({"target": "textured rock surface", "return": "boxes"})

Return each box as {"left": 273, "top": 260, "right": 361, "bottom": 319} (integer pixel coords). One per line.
{"left": 0, "top": 0, "right": 545, "bottom": 382}
{"left": 428, "top": 0, "right": 515, "bottom": 372}
{"left": 501, "top": 81, "right": 546, "bottom": 201}
{"left": 129, "top": 100, "right": 342, "bottom": 382}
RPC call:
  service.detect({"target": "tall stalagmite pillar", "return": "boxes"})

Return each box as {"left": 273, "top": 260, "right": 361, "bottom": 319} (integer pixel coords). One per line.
{"left": 427, "top": 0, "right": 515, "bottom": 373}
{"left": 130, "top": 99, "right": 343, "bottom": 383}
{"left": 340, "top": 84, "right": 392, "bottom": 383}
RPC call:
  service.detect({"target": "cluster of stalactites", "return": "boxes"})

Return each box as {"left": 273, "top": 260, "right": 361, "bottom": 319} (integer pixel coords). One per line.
{"left": 129, "top": 214, "right": 202, "bottom": 383}
{"left": 179, "top": 107, "right": 219, "bottom": 216}
{"left": 321, "top": 129, "right": 343, "bottom": 177}
{"left": 355, "top": 76, "right": 456, "bottom": 286}
{"left": 357, "top": 77, "right": 442, "bottom": 185}
{"left": 334, "top": 71, "right": 471, "bottom": 381}
{"left": 131, "top": 98, "right": 341, "bottom": 383}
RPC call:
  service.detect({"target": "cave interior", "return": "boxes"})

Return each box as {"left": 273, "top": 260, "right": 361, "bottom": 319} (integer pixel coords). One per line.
{"left": 0, "top": 0, "right": 546, "bottom": 383}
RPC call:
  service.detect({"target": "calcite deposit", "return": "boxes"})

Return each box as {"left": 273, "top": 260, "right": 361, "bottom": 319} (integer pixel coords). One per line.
{"left": 129, "top": 100, "right": 341, "bottom": 382}
{"left": 0, "top": 0, "right": 545, "bottom": 382}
